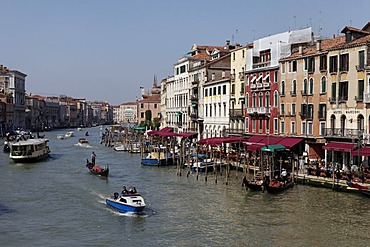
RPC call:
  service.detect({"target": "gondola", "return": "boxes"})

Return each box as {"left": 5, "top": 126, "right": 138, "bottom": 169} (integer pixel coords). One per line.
{"left": 86, "top": 161, "right": 109, "bottom": 177}
{"left": 346, "top": 181, "right": 369, "bottom": 190}
{"left": 243, "top": 177, "right": 264, "bottom": 191}
{"left": 265, "top": 179, "right": 294, "bottom": 193}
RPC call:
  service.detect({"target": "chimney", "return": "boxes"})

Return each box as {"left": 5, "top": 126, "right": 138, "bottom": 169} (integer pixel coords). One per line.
{"left": 299, "top": 45, "right": 303, "bottom": 55}
{"left": 316, "top": 40, "right": 321, "bottom": 51}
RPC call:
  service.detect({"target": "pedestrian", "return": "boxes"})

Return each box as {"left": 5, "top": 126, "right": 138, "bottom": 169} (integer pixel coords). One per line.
{"left": 91, "top": 151, "right": 96, "bottom": 165}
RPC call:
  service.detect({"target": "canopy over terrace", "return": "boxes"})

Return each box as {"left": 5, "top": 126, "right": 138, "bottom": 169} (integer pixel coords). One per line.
{"left": 147, "top": 127, "right": 174, "bottom": 136}
{"left": 198, "top": 136, "right": 248, "bottom": 146}
{"left": 323, "top": 141, "right": 357, "bottom": 152}
{"left": 244, "top": 135, "right": 303, "bottom": 152}
{"left": 351, "top": 147, "right": 370, "bottom": 156}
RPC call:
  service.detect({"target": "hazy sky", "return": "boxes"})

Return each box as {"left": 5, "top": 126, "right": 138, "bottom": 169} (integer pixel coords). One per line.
{"left": 0, "top": 0, "right": 369, "bottom": 105}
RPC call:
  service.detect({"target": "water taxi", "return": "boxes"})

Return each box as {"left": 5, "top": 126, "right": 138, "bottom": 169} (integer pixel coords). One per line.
{"left": 9, "top": 139, "right": 51, "bottom": 162}
{"left": 106, "top": 192, "right": 146, "bottom": 213}
{"left": 65, "top": 131, "right": 75, "bottom": 138}
{"left": 75, "top": 138, "right": 92, "bottom": 148}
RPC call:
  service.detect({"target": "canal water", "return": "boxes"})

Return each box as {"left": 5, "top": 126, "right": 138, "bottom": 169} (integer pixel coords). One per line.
{"left": 0, "top": 126, "right": 369, "bottom": 246}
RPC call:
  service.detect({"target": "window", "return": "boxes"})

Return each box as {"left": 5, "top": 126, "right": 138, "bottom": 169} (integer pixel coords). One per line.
{"left": 223, "top": 103, "right": 226, "bottom": 117}
{"left": 308, "top": 57, "right": 315, "bottom": 73}
{"left": 205, "top": 105, "right": 208, "bottom": 117}
{"left": 223, "top": 85, "right": 226, "bottom": 94}
{"left": 233, "top": 52, "right": 235, "bottom": 61}
{"left": 141, "top": 103, "right": 144, "bottom": 108}
{"left": 303, "top": 79, "right": 308, "bottom": 95}
{"left": 266, "top": 118, "right": 270, "bottom": 131}
{"left": 309, "top": 78, "right": 314, "bottom": 95}
{"left": 265, "top": 92, "right": 270, "bottom": 107}
{"left": 329, "top": 55, "right": 338, "bottom": 73}
{"left": 318, "top": 104, "right": 326, "bottom": 119}
{"left": 280, "top": 121, "right": 285, "bottom": 134}
{"left": 292, "top": 60, "right": 297, "bottom": 72}
{"left": 358, "top": 80, "right": 364, "bottom": 100}
{"left": 280, "top": 104, "right": 285, "bottom": 115}
{"left": 213, "top": 87, "right": 217, "bottom": 96}
{"left": 308, "top": 122, "right": 313, "bottom": 135}
{"left": 301, "top": 122, "right": 306, "bottom": 135}
{"left": 180, "top": 65, "right": 186, "bottom": 73}
{"left": 281, "top": 81, "right": 285, "bottom": 96}
{"left": 320, "top": 122, "right": 326, "bottom": 135}
{"left": 245, "top": 117, "right": 249, "bottom": 132}
{"left": 240, "top": 83, "right": 245, "bottom": 94}
{"left": 274, "top": 118, "right": 278, "bottom": 134}
{"left": 291, "top": 122, "right": 296, "bottom": 134}
{"left": 211, "top": 73, "right": 215, "bottom": 80}
{"left": 321, "top": 77, "right": 326, "bottom": 93}
{"left": 209, "top": 105, "right": 212, "bottom": 117}
{"left": 292, "top": 80, "right": 297, "bottom": 95}
{"left": 331, "top": 83, "right": 336, "bottom": 101}
{"left": 141, "top": 112, "right": 144, "bottom": 118}
{"left": 320, "top": 55, "right": 327, "bottom": 71}
{"left": 281, "top": 63, "right": 285, "bottom": 73}
{"left": 259, "top": 119, "right": 263, "bottom": 133}
{"left": 292, "top": 103, "right": 296, "bottom": 115}
{"left": 218, "top": 103, "right": 221, "bottom": 117}
{"left": 274, "top": 71, "right": 278, "bottom": 82}
{"left": 339, "top": 54, "right": 349, "bottom": 72}
{"left": 218, "top": 86, "right": 221, "bottom": 95}
{"left": 252, "top": 119, "right": 256, "bottom": 132}
{"left": 274, "top": 91, "right": 278, "bottom": 107}
{"left": 154, "top": 104, "right": 157, "bottom": 109}
{"left": 359, "top": 50, "right": 365, "bottom": 69}
{"left": 231, "top": 84, "right": 235, "bottom": 95}
{"left": 205, "top": 89, "right": 208, "bottom": 97}
{"left": 246, "top": 93, "right": 249, "bottom": 107}
{"left": 338, "top": 81, "right": 348, "bottom": 101}
{"left": 252, "top": 93, "right": 256, "bottom": 107}
{"left": 259, "top": 93, "right": 263, "bottom": 107}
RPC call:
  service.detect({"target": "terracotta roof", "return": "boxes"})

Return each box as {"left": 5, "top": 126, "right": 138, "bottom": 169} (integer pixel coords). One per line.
{"left": 120, "top": 101, "right": 137, "bottom": 105}
{"left": 362, "top": 22, "right": 370, "bottom": 31}
{"left": 333, "top": 33, "right": 370, "bottom": 49}
{"left": 341, "top": 26, "right": 370, "bottom": 35}
{"left": 188, "top": 53, "right": 211, "bottom": 61}
{"left": 138, "top": 94, "right": 160, "bottom": 103}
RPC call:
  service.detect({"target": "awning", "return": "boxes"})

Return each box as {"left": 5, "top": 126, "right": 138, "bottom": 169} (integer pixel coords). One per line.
{"left": 278, "top": 137, "right": 303, "bottom": 149}
{"left": 323, "top": 142, "right": 357, "bottom": 152}
{"left": 247, "top": 143, "right": 265, "bottom": 152}
{"left": 259, "top": 136, "right": 284, "bottom": 145}
{"left": 351, "top": 147, "right": 370, "bottom": 156}
{"left": 177, "top": 132, "right": 197, "bottom": 138}
{"left": 261, "top": 144, "right": 286, "bottom": 152}
{"left": 246, "top": 135, "right": 265, "bottom": 143}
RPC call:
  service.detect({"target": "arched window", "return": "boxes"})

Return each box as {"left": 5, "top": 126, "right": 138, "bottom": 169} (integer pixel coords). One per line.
{"left": 330, "top": 115, "right": 336, "bottom": 135}
{"left": 281, "top": 81, "right": 285, "bottom": 96}
{"left": 309, "top": 78, "right": 314, "bottom": 94}
{"left": 245, "top": 93, "right": 249, "bottom": 108}
{"left": 252, "top": 93, "right": 257, "bottom": 107}
{"left": 259, "top": 92, "right": 263, "bottom": 107}
{"left": 321, "top": 77, "right": 326, "bottom": 93}
{"left": 303, "top": 79, "right": 308, "bottom": 94}
{"left": 358, "top": 115, "right": 364, "bottom": 132}
{"left": 292, "top": 80, "right": 297, "bottom": 95}
{"left": 266, "top": 92, "right": 270, "bottom": 107}
{"left": 274, "top": 91, "right": 278, "bottom": 107}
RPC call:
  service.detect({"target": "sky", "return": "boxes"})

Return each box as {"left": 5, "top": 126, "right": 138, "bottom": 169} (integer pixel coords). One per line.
{"left": 0, "top": 0, "right": 369, "bottom": 105}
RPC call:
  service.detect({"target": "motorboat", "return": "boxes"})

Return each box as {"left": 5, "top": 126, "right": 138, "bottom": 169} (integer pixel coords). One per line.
{"left": 106, "top": 192, "right": 146, "bottom": 213}
{"left": 75, "top": 138, "right": 92, "bottom": 148}
{"left": 114, "top": 143, "right": 128, "bottom": 152}
{"left": 129, "top": 141, "right": 141, "bottom": 153}
{"left": 9, "top": 139, "right": 51, "bottom": 162}
{"left": 141, "top": 147, "right": 174, "bottom": 166}
{"left": 57, "top": 134, "right": 65, "bottom": 140}
{"left": 65, "top": 131, "right": 75, "bottom": 138}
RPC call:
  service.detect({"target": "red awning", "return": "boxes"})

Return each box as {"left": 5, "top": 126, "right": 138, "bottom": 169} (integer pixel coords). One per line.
{"left": 278, "top": 137, "right": 303, "bottom": 149}
{"left": 246, "top": 135, "right": 265, "bottom": 143}
{"left": 247, "top": 143, "right": 265, "bottom": 152}
{"left": 222, "top": 136, "right": 248, "bottom": 143}
{"left": 146, "top": 130, "right": 158, "bottom": 136}
{"left": 177, "top": 132, "right": 197, "bottom": 138}
{"left": 258, "top": 136, "right": 284, "bottom": 145}
{"left": 351, "top": 147, "right": 370, "bottom": 156}
{"left": 323, "top": 142, "right": 357, "bottom": 152}
{"left": 157, "top": 132, "right": 179, "bottom": 137}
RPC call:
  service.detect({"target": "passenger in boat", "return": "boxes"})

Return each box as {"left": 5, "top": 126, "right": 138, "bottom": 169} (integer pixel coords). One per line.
{"left": 122, "top": 186, "right": 128, "bottom": 195}
{"left": 91, "top": 151, "right": 96, "bottom": 165}
{"left": 128, "top": 186, "right": 137, "bottom": 194}
{"left": 264, "top": 168, "right": 270, "bottom": 185}
{"left": 281, "top": 169, "right": 287, "bottom": 183}
{"left": 114, "top": 192, "right": 119, "bottom": 200}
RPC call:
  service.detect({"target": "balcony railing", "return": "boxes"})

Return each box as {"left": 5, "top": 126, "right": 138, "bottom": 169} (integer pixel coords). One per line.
{"left": 250, "top": 84, "right": 256, "bottom": 89}
{"left": 329, "top": 97, "right": 336, "bottom": 103}
{"left": 263, "top": 82, "right": 270, "bottom": 88}
{"left": 229, "top": 109, "right": 244, "bottom": 118}
{"left": 247, "top": 107, "right": 270, "bottom": 115}
{"left": 301, "top": 90, "right": 308, "bottom": 96}
{"left": 290, "top": 91, "right": 296, "bottom": 96}
{"left": 256, "top": 83, "right": 263, "bottom": 88}
{"left": 252, "top": 61, "right": 271, "bottom": 69}
{"left": 338, "top": 96, "right": 348, "bottom": 103}
{"left": 355, "top": 96, "right": 363, "bottom": 102}
{"left": 364, "top": 93, "right": 370, "bottom": 103}
{"left": 324, "top": 128, "right": 364, "bottom": 138}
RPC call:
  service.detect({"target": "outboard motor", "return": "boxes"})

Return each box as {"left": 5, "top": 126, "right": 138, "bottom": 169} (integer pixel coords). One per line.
{"left": 113, "top": 192, "right": 119, "bottom": 200}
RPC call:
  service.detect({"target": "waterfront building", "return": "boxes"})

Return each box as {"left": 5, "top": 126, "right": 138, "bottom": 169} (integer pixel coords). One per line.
{"left": 137, "top": 77, "right": 161, "bottom": 128}
{"left": 0, "top": 65, "right": 13, "bottom": 133}
{"left": 119, "top": 101, "right": 137, "bottom": 124}
{"left": 229, "top": 44, "right": 249, "bottom": 136}
{"left": 160, "top": 78, "right": 167, "bottom": 128}
{"left": 324, "top": 22, "right": 370, "bottom": 168}
{"left": 245, "top": 28, "right": 313, "bottom": 139}
{"left": 112, "top": 105, "right": 120, "bottom": 123}
{"left": 279, "top": 35, "right": 344, "bottom": 162}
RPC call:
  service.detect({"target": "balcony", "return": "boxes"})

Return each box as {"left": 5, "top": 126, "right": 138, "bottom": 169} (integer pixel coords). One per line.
{"left": 356, "top": 65, "right": 365, "bottom": 71}
{"left": 290, "top": 91, "right": 297, "bottom": 97}
{"left": 256, "top": 83, "right": 263, "bottom": 89}
{"left": 239, "top": 72, "right": 245, "bottom": 81}
{"left": 301, "top": 90, "right": 308, "bottom": 96}
{"left": 246, "top": 107, "right": 270, "bottom": 115}
{"left": 355, "top": 96, "right": 363, "bottom": 102}
{"left": 299, "top": 112, "right": 313, "bottom": 120}
{"left": 364, "top": 93, "right": 370, "bottom": 103}
{"left": 229, "top": 109, "right": 244, "bottom": 118}
{"left": 252, "top": 60, "right": 271, "bottom": 69}
{"left": 250, "top": 84, "right": 256, "bottom": 89}
{"left": 324, "top": 128, "right": 363, "bottom": 138}
{"left": 338, "top": 96, "right": 348, "bottom": 103}
{"left": 329, "top": 97, "right": 337, "bottom": 103}
{"left": 263, "top": 82, "right": 270, "bottom": 88}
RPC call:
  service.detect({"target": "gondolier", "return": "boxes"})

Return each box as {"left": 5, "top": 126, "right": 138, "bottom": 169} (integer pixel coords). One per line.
{"left": 91, "top": 151, "right": 96, "bottom": 164}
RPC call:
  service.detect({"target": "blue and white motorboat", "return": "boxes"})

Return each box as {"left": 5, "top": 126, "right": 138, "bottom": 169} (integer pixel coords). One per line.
{"left": 106, "top": 192, "right": 146, "bottom": 213}
{"left": 141, "top": 146, "right": 174, "bottom": 166}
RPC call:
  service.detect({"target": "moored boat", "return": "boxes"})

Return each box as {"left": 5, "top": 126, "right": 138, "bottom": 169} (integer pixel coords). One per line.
{"left": 141, "top": 147, "right": 174, "bottom": 166}
{"left": 265, "top": 179, "right": 294, "bottom": 193}
{"left": 86, "top": 161, "right": 109, "bottom": 177}
{"left": 106, "top": 191, "right": 146, "bottom": 213}
{"left": 9, "top": 139, "right": 51, "bottom": 162}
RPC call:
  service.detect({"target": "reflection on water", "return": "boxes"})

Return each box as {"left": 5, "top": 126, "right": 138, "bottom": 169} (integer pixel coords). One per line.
{"left": 0, "top": 127, "right": 369, "bottom": 246}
